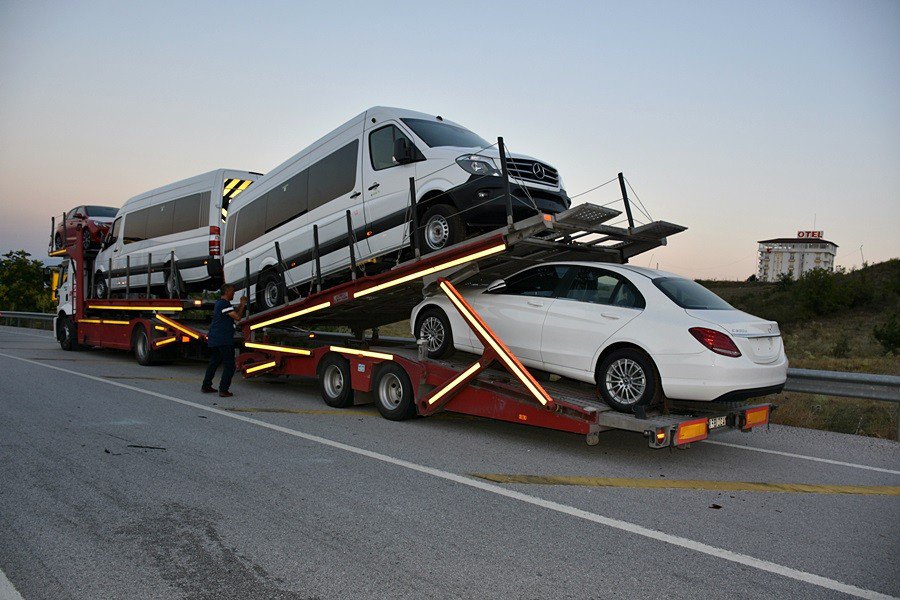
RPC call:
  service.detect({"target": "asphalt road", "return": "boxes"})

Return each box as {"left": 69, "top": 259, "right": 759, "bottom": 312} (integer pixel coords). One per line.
{"left": 0, "top": 325, "right": 898, "bottom": 600}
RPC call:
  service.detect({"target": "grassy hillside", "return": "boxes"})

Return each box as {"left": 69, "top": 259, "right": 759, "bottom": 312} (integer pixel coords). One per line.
{"left": 701, "top": 259, "right": 899, "bottom": 439}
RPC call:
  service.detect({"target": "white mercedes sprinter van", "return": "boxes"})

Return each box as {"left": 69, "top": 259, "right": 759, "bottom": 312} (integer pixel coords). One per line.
{"left": 224, "top": 107, "right": 570, "bottom": 310}
{"left": 95, "top": 169, "right": 258, "bottom": 298}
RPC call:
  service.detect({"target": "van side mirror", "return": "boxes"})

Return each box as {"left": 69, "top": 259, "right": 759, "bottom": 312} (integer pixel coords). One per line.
{"left": 394, "top": 137, "right": 415, "bottom": 165}
{"left": 486, "top": 279, "right": 506, "bottom": 293}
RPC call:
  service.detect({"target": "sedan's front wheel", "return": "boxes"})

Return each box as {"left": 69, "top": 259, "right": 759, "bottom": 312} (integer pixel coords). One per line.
{"left": 597, "top": 348, "right": 659, "bottom": 413}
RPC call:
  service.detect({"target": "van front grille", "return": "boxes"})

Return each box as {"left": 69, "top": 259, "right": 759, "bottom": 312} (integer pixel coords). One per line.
{"left": 505, "top": 159, "right": 559, "bottom": 187}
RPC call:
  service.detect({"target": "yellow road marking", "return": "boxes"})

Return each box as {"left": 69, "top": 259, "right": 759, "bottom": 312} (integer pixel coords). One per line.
{"left": 470, "top": 474, "right": 900, "bottom": 496}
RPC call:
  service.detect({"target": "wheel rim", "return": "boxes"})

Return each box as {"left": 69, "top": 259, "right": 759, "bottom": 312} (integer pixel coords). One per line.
{"left": 604, "top": 358, "right": 647, "bottom": 405}
{"left": 82, "top": 230, "right": 91, "bottom": 250}
{"left": 96, "top": 279, "right": 106, "bottom": 298}
{"left": 264, "top": 280, "right": 279, "bottom": 308}
{"left": 425, "top": 215, "right": 450, "bottom": 250}
{"left": 137, "top": 332, "right": 149, "bottom": 360}
{"left": 55, "top": 234, "right": 62, "bottom": 249}
{"left": 323, "top": 364, "right": 344, "bottom": 398}
{"left": 378, "top": 373, "right": 404, "bottom": 409}
{"left": 63, "top": 322, "right": 72, "bottom": 343}
{"left": 420, "top": 316, "right": 445, "bottom": 352}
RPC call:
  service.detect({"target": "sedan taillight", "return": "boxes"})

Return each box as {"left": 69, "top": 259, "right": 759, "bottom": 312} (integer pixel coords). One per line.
{"left": 209, "top": 226, "right": 221, "bottom": 256}
{"left": 689, "top": 327, "right": 741, "bottom": 358}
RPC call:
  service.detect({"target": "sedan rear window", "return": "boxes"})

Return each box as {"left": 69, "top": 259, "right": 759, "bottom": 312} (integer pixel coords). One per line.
{"left": 653, "top": 277, "right": 733, "bottom": 310}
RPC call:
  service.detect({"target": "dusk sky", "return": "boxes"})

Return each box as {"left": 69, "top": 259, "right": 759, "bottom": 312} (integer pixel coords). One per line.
{"left": 1, "top": 0, "right": 897, "bottom": 279}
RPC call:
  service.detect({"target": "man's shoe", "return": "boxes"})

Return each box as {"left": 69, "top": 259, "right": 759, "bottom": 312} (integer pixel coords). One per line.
{"left": 218, "top": 391, "right": 233, "bottom": 398}
{"left": 202, "top": 386, "right": 218, "bottom": 393}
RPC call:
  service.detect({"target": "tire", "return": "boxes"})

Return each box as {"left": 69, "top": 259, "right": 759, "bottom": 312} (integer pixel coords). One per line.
{"left": 94, "top": 273, "right": 108, "bottom": 299}
{"left": 54, "top": 232, "right": 63, "bottom": 250}
{"left": 373, "top": 362, "right": 416, "bottom": 421}
{"left": 414, "top": 307, "right": 454, "bottom": 359}
{"left": 596, "top": 348, "right": 660, "bottom": 413}
{"left": 257, "top": 270, "right": 284, "bottom": 311}
{"left": 317, "top": 354, "right": 354, "bottom": 408}
{"left": 133, "top": 325, "right": 156, "bottom": 366}
{"left": 165, "top": 263, "right": 183, "bottom": 299}
{"left": 81, "top": 228, "right": 92, "bottom": 252}
{"left": 419, "top": 204, "right": 466, "bottom": 253}
{"left": 59, "top": 316, "right": 80, "bottom": 351}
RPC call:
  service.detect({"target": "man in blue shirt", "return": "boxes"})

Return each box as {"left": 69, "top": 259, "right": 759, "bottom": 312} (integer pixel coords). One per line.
{"left": 202, "top": 284, "right": 248, "bottom": 397}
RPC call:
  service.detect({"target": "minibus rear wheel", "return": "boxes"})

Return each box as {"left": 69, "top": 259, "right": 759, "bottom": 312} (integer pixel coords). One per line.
{"left": 257, "top": 269, "right": 284, "bottom": 311}
{"left": 420, "top": 204, "right": 465, "bottom": 253}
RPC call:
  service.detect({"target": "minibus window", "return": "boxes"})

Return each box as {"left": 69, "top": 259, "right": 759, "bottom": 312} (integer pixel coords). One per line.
{"left": 308, "top": 140, "right": 358, "bottom": 212}
{"left": 123, "top": 208, "right": 149, "bottom": 244}
{"left": 173, "top": 192, "right": 206, "bottom": 231}
{"left": 370, "top": 125, "right": 415, "bottom": 171}
{"left": 265, "top": 168, "right": 309, "bottom": 232}
{"left": 401, "top": 118, "right": 489, "bottom": 149}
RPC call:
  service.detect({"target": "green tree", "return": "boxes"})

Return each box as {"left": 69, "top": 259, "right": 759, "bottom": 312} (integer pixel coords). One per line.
{"left": 0, "top": 250, "right": 54, "bottom": 312}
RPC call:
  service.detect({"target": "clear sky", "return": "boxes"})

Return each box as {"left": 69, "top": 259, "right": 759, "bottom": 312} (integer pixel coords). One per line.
{"left": 1, "top": 0, "right": 897, "bottom": 279}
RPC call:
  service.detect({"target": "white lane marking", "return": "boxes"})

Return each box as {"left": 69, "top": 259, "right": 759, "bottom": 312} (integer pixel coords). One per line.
{"left": 0, "top": 352, "right": 895, "bottom": 600}
{"left": 704, "top": 440, "right": 900, "bottom": 476}
{"left": 0, "top": 566, "right": 25, "bottom": 600}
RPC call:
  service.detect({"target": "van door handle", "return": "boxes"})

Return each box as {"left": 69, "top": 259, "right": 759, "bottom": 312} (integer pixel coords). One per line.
{"left": 367, "top": 183, "right": 380, "bottom": 191}
{"left": 526, "top": 300, "right": 543, "bottom": 307}
{"left": 350, "top": 191, "right": 361, "bottom": 198}
{"left": 601, "top": 313, "right": 620, "bottom": 320}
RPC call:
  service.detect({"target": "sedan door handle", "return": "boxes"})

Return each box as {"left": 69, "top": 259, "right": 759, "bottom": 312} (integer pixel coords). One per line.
{"left": 350, "top": 191, "right": 361, "bottom": 198}
{"left": 526, "top": 300, "right": 544, "bottom": 307}
{"left": 367, "top": 182, "right": 380, "bottom": 191}
{"left": 601, "top": 313, "right": 620, "bottom": 320}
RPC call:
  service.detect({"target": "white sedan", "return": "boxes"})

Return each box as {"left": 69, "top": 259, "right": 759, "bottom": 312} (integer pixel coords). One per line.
{"left": 411, "top": 262, "right": 788, "bottom": 412}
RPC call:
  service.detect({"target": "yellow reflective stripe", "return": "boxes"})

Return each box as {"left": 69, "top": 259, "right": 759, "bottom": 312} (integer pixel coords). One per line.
{"left": 354, "top": 243, "right": 506, "bottom": 298}
{"left": 329, "top": 346, "right": 394, "bottom": 361}
{"left": 245, "top": 360, "right": 277, "bottom": 374}
{"left": 156, "top": 314, "right": 200, "bottom": 339}
{"left": 249, "top": 301, "right": 331, "bottom": 330}
{"left": 428, "top": 362, "right": 481, "bottom": 405}
{"left": 154, "top": 336, "right": 177, "bottom": 347}
{"left": 89, "top": 305, "right": 183, "bottom": 311}
{"left": 245, "top": 342, "right": 311, "bottom": 356}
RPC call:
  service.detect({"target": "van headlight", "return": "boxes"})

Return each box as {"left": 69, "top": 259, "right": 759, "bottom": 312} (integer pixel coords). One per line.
{"left": 456, "top": 155, "right": 502, "bottom": 177}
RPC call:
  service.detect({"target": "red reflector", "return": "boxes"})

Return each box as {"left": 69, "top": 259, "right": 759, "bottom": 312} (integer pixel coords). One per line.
{"left": 209, "top": 226, "right": 221, "bottom": 256}
{"left": 689, "top": 327, "right": 741, "bottom": 357}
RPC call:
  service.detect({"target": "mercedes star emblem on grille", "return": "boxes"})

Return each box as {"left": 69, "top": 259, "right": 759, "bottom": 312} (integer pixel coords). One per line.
{"left": 532, "top": 163, "right": 546, "bottom": 179}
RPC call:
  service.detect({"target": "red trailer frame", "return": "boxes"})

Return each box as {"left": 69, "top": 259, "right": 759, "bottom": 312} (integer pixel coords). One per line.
{"left": 234, "top": 206, "right": 774, "bottom": 449}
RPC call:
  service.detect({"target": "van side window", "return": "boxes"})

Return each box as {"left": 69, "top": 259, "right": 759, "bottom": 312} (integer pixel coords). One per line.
{"left": 265, "top": 169, "right": 309, "bottom": 232}
{"left": 370, "top": 125, "right": 414, "bottom": 171}
{"left": 225, "top": 214, "right": 237, "bottom": 253}
{"left": 145, "top": 200, "right": 175, "bottom": 239}
{"left": 173, "top": 192, "right": 207, "bottom": 231}
{"left": 308, "top": 140, "right": 358, "bottom": 212}
{"left": 123, "top": 208, "right": 149, "bottom": 244}
{"left": 235, "top": 198, "right": 266, "bottom": 248}
{"left": 109, "top": 217, "right": 122, "bottom": 245}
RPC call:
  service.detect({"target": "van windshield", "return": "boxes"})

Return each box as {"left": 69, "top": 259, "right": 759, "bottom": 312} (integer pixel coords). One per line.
{"left": 653, "top": 277, "right": 734, "bottom": 310}
{"left": 85, "top": 206, "right": 118, "bottom": 218}
{"left": 401, "top": 118, "right": 489, "bottom": 149}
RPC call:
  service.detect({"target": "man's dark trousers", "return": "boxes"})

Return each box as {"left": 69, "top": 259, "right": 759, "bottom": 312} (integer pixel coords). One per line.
{"left": 203, "top": 345, "right": 235, "bottom": 392}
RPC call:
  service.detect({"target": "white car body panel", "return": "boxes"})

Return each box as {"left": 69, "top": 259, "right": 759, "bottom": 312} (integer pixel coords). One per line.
{"left": 411, "top": 262, "right": 788, "bottom": 403}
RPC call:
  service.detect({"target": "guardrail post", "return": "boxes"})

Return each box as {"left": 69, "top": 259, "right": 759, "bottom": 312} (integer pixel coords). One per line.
{"left": 408, "top": 177, "right": 421, "bottom": 258}
{"left": 498, "top": 137, "right": 513, "bottom": 227}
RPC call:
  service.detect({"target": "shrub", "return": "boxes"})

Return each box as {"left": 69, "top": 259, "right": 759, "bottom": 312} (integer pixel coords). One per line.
{"left": 830, "top": 336, "right": 851, "bottom": 358}
{"left": 873, "top": 315, "right": 900, "bottom": 354}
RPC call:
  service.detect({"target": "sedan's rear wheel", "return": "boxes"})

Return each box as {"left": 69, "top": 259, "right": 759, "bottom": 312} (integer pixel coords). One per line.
{"left": 597, "top": 348, "right": 659, "bottom": 413}
{"left": 414, "top": 307, "right": 454, "bottom": 359}
{"left": 82, "top": 228, "right": 92, "bottom": 251}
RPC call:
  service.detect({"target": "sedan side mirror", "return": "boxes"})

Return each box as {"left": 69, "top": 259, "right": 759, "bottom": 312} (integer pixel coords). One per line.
{"left": 73, "top": 212, "right": 86, "bottom": 219}
{"left": 393, "top": 137, "right": 415, "bottom": 165}
{"left": 486, "top": 279, "right": 506, "bottom": 293}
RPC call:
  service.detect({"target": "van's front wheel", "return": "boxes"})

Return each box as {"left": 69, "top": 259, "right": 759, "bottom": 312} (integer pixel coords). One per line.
{"left": 420, "top": 204, "right": 466, "bottom": 253}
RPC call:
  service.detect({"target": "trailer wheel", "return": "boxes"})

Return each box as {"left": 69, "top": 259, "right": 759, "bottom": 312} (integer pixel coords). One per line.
{"left": 597, "top": 348, "right": 659, "bottom": 413}
{"left": 59, "top": 316, "right": 80, "bottom": 351}
{"left": 81, "top": 228, "right": 92, "bottom": 252}
{"left": 54, "top": 232, "right": 63, "bottom": 250}
{"left": 414, "top": 307, "right": 454, "bottom": 359}
{"left": 133, "top": 325, "right": 156, "bottom": 366}
{"left": 373, "top": 363, "right": 416, "bottom": 421}
{"left": 317, "top": 354, "right": 354, "bottom": 408}
{"left": 420, "top": 204, "right": 466, "bottom": 253}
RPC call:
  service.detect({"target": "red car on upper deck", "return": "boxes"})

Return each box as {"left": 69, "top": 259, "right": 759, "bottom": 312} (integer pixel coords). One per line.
{"left": 54, "top": 205, "right": 119, "bottom": 251}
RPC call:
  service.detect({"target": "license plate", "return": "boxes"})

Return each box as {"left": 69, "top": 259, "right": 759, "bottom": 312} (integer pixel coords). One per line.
{"left": 708, "top": 416, "right": 727, "bottom": 429}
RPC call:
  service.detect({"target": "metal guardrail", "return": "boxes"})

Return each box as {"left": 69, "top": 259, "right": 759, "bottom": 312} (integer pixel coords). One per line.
{"left": 785, "top": 368, "right": 900, "bottom": 403}
{"left": 0, "top": 311, "right": 54, "bottom": 329}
